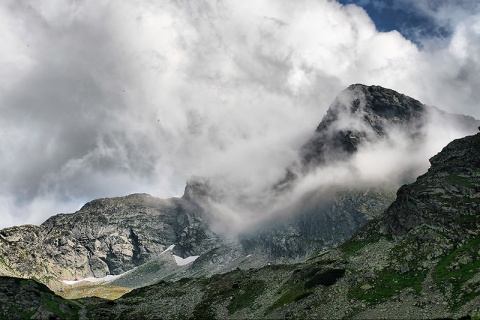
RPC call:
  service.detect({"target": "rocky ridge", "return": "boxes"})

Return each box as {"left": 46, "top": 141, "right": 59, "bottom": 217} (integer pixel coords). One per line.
{"left": 0, "top": 193, "right": 222, "bottom": 287}
{"left": 383, "top": 132, "right": 480, "bottom": 236}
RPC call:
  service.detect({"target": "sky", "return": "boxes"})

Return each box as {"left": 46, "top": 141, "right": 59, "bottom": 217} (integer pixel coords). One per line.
{"left": 1, "top": 0, "right": 480, "bottom": 230}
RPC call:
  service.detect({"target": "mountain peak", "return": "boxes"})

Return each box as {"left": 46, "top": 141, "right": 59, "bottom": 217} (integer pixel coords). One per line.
{"left": 301, "top": 84, "right": 479, "bottom": 168}
{"left": 182, "top": 177, "right": 212, "bottom": 202}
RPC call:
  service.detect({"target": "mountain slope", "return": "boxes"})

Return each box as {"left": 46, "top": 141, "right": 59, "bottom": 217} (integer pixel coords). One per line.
{"left": 80, "top": 131, "right": 480, "bottom": 319}
{"left": 0, "top": 277, "right": 80, "bottom": 320}
{"left": 0, "top": 92, "right": 479, "bottom": 318}
{"left": 0, "top": 84, "right": 478, "bottom": 297}
{"left": 383, "top": 132, "right": 480, "bottom": 236}
{"left": 0, "top": 193, "right": 224, "bottom": 291}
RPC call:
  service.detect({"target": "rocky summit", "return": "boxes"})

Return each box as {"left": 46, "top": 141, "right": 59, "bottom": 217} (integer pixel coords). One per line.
{"left": 0, "top": 85, "right": 480, "bottom": 319}
{"left": 301, "top": 84, "right": 479, "bottom": 167}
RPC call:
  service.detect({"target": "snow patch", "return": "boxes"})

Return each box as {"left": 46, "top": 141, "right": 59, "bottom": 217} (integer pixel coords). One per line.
{"left": 63, "top": 274, "right": 122, "bottom": 285}
{"left": 62, "top": 268, "right": 135, "bottom": 285}
{"left": 173, "top": 255, "right": 200, "bottom": 266}
{"left": 160, "top": 244, "right": 175, "bottom": 255}
{"left": 160, "top": 244, "right": 199, "bottom": 266}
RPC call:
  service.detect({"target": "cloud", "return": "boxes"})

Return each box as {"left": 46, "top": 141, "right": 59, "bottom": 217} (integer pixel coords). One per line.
{"left": 0, "top": 0, "right": 480, "bottom": 230}
{"left": 200, "top": 86, "right": 478, "bottom": 235}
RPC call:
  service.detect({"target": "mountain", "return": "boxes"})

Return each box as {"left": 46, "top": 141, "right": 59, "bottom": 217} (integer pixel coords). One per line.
{"left": 301, "top": 84, "right": 479, "bottom": 168}
{"left": 77, "top": 131, "right": 480, "bottom": 319}
{"left": 2, "top": 129, "right": 479, "bottom": 319}
{"left": 383, "top": 132, "right": 480, "bottom": 236}
{"left": 0, "top": 84, "right": 479, "bottom": 300}
{"left": 0, "top": 185, "right": 394, "bottom": 294}
{"left": 0, "top": 193, "right": 221, "bottom": 289}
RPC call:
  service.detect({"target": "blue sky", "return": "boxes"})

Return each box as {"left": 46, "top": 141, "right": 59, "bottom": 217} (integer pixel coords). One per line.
{"left": 338, "top": 0, "right": 449, "bottom": 43}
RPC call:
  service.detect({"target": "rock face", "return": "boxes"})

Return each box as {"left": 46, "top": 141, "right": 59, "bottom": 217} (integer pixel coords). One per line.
{"left": 301, "top": 84, "right": 479, "bottom": 167}
{"left": 239, "top": 188, "right": 395, "bottom": 260}
{"left": 383, "top": 133, "right": 480, "bottom": 236}
{"left": 0, "top": 194, "right": 221, "bottom": 282}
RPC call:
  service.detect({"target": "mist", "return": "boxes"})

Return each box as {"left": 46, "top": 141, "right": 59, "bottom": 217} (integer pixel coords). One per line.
{"left": 199, "top": 88, "right": 479, "bottom": 235}
{"left": 1, "top": 0, "right": 480, "bottom": 230}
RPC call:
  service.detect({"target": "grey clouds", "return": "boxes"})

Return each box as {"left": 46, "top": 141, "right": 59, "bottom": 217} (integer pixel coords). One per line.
{"left": 1, "top": 0, "right": 480, "bottom": 229}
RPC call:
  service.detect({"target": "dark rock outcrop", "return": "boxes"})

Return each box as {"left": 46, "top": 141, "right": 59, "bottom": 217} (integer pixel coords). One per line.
{"left": 301, "top": 84, "right": 479, "bottom": 168}
{"left": 383, "top": 132, "right": 480, "bottom": 236}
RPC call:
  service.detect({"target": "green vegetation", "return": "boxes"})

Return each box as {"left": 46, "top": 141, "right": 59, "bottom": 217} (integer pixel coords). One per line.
{"left": 42, "top": 295, "right": 68, "bottom": 318}
{"left": 269, "top": 265, "right": 345, "bottom": 312}
{"left": 138, "top": 260, "right": 165, "bottom": 274}
{"left": 161, "top": 273, "right": 176, "bottom": 282}
{"left": 434, "top": 237, "right": 480, "bottom": 308}
{"left": 6, "top": 304, "right": 36, "bottom": 320}
{"left": 454, "top": 214, "right": 480, "bottom": 224}
{"left": 192, "top": 273, "right": 267, "bottom": 319}
{"left": 445, "top": 175, "right": 480, "bottom": 188}
{"left": 340, "top": 233, "right": 383, "bottom": 255}
{"left": 42, "top": 275, "right": 56, "bottom": 284}
{"left": 228, "top": 280, "right": 266, "bottom": 314}
{"left": 269, "top": 282, "right": 314, "bottom": 311}
{"left": 348, "top": 268, "right": 427, "bottom": 305}
{"left": 1, "top": 278, "right": 80, "bottom": 320}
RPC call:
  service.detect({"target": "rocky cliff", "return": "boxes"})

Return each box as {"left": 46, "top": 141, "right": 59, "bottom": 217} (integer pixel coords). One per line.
{"left": 0, "top": 193, "right": 221, "bottom": 284}
{"left": 301, "top": 84, "right": 479, "bottom": 167}
{"left": 383, "top": 132, "right": 480, "bottom": 236}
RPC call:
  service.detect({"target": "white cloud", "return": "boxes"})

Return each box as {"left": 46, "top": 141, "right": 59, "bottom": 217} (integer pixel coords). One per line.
{"left": 0, "top": 0, "right": 479, "bottom": 230}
